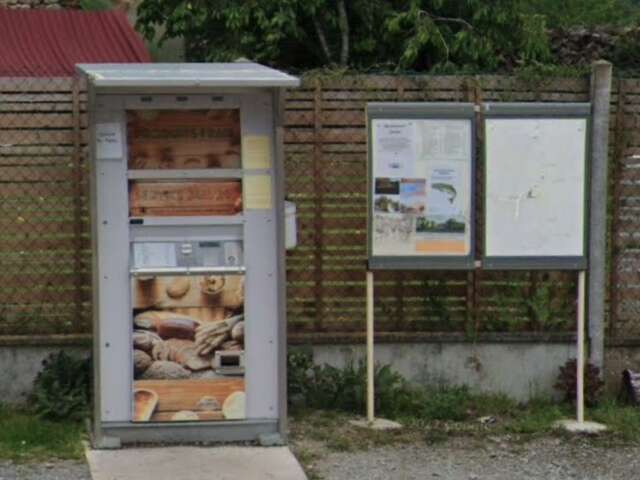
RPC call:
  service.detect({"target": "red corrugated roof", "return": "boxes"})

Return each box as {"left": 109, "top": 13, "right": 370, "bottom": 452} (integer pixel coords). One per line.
{"left": 0, "top": 9, "right": 151, "bottom": 77}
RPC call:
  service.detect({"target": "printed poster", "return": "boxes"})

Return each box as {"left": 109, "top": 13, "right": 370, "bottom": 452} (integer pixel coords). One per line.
{"left": 373, "top": 120, "right": 416, "bottom": 178}
{"left": 371, "top": 118, "right": 471, "bottom": 257}
{"left": 132, "top": 274, "right": 245, "bottom": 422}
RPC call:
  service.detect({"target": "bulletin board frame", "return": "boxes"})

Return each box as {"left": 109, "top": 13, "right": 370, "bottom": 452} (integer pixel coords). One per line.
{"left": 367, "top": 102, "right": 476, "bottom": 270}
{"left": 482, "top": 102, "right": 591, "bottom": 270}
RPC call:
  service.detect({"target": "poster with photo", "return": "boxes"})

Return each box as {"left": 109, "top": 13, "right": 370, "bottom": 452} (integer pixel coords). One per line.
{"left": 370, "top": 116, "right": 472, "bottom": 259}
{"left": 132, "top": 274, "right": 245, "bottom": 422}
{"left": 414, "top": 164, "right": 468, "bottom": 255}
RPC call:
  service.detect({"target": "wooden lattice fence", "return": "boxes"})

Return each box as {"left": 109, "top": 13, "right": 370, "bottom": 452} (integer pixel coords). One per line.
{"left": 0, "top": 73, "right": 639, "bottom": 344}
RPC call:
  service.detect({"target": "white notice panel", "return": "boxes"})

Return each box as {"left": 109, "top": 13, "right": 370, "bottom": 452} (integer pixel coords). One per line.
{"left": 484, "top": 116, "right": 587, "bottom": 267}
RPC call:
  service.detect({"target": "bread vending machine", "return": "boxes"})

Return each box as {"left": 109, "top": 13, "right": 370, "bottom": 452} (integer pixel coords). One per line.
{"left": 78, "top": 63, "right": 299, "bottom": 447}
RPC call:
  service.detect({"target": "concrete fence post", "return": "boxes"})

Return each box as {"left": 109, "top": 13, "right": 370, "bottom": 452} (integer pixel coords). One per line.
{"left": 588, "top": 60, "right": 613, "bottom": 373}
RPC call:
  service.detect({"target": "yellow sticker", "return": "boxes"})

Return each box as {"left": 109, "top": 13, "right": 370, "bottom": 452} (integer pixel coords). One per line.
{"left": 242, "top": 135, "right": 272, "bottom": 169}
{"left": 244, "top": 175, "right": 273, "bottom": 210}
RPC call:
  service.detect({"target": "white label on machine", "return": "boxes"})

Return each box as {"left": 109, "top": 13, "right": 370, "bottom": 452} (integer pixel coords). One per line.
{"left": 133, "top": 242, "right": 177, "bottom": 268}
{"left": 96, "top": 122, "right": 124, "bottom": 159}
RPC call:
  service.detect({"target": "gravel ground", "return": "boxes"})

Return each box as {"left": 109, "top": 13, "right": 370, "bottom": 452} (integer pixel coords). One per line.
{"left": 314, "top": 436, "right": 640, "bottom": 480}
{"left": 0, "top": 460, "right": 90, "bottom": 480}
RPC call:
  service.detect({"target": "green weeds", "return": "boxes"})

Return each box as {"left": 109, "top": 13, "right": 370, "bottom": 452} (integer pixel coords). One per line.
{"left": 0, "top": 404, "right": 85, "bottom": 461}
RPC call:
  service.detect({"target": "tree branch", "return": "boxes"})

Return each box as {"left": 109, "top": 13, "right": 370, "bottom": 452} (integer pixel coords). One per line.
{"left": 419, "top": 10, "right": 473, "bottom": 30}
{"left": 312, "top": 13, "right": 333, "bottom": 64}
{"left": 336, "top": 0, "right": 350, "bottom": 66}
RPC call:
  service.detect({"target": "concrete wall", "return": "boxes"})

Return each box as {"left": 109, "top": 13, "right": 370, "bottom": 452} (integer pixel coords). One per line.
{"left": 310, "top": 342, "right": 577, "bottom": 402}
{"left": 1, "top": 342, "right": 577, "bottom": 404}
{"left": 605, "top": 346, "right": 640, "bottom": 394}
{"left": 0, "top": 345, "right": 88, "bottom": 405}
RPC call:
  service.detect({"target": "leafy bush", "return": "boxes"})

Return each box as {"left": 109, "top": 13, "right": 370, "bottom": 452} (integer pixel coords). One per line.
{"left": 287, "top": 349, "right": 411, "bottom": 416}
{"left": 30, "top": 351, "right": 92, "bottom": 422}
{"left": 287, "top": 349, "right": 489, "bottom": 421}
{"left": 554, "top": 358, "right": 604, "bottom": 407}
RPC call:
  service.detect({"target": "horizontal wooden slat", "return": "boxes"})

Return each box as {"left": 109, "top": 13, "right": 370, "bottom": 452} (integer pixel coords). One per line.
{"left": 0, "top": 165, "right": 77, "bottom": 181}
{"left": 0, "top": 77, "right": 85, "bottom": 92}
{"left": 0, "top": 102, "right": 86, "bottom": 113}
{"left": 0, "top": 113, "right": 87, "bottom": 128}
{"left": 0, "top": 129, "right": 88, "bottom": 146}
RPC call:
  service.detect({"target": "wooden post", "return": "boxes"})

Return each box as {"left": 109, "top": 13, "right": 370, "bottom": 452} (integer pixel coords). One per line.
{"left": 609, "top": 78, "right": 626, "bottom": 340}
{"left": 366, "top": 270, "right": 375, "bottom": 423}
{"left": 577, "top": 270, "right": 586, "bottom": 423}
{"left": 313, "top": 79, "right": 325, "bottom": 331}
{"left": 71, "top": 75, "right": 84, "bottom": 331}
{"left": 470, "top": 78, "right": 483, "bottom": 332}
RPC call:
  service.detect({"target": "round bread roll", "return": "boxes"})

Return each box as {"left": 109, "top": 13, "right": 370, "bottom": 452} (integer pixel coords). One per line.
{"left": 222, "top": 391, "right": 245, "bottom": 420}
{"left": 166, "top": 277, "right": 191, "bottom": 299}
{"left": 171, "top": 410, "right": 199, "bottom": 421}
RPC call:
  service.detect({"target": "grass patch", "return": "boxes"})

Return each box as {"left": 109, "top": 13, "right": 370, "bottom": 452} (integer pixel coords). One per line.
{"left": 505, "top": 398, "right": 568, "bottom": 435}
{"left": 0, "top": 404, "right": 85, "bottom": 462}
{"left": 590, "top": 398, "right": 640, "bottom": 443}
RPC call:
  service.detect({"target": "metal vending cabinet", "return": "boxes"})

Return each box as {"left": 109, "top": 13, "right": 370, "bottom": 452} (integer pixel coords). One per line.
{"left": 77, "top": 63, "right": 299, "bottom": 447}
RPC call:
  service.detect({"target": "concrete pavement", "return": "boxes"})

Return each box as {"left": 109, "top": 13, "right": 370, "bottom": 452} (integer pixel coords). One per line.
{"left": 86, "top": 446, "right": 307, "bottom": 480}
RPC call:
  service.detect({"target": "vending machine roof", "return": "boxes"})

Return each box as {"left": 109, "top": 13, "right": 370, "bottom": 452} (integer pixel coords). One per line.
{"left": 76, "top": 62, "right": 300, "bottom": 89}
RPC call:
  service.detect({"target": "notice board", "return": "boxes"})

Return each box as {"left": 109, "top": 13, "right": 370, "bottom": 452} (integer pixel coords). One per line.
{"left": 367, "top": 103, "right": 475, "bottom": 270}
{"left": 483, "top": 103, "right": 590, "bottom": 269}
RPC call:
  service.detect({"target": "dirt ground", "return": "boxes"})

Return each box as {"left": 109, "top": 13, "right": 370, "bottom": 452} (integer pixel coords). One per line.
{"left": 0, "top": 460, "right": 90, "bottom": 480}
{"left": 304, "top": 435, "right": 640, "bottom": 480}
{"left": 289, "top": 411, "right": 640, "bottom": 480}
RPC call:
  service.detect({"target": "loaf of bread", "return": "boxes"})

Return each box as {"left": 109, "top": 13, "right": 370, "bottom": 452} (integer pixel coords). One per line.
{"left": 140, "top": 360, "right": 190, "bottom": 380}
{"left": 133, "top": 330, "right": 162, "bottom": 353}
{"left": 134, "top": 311, "right": 199, "bottom": 340}
{"left": 134, "top": 349, "right": 153, "bottom": 375}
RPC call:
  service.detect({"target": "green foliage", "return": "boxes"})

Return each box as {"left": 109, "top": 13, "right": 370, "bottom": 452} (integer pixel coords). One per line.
{"left": 526, "top": 282, "right": 572, "bottom": 331}
{"left": 423, "top": 278, "right": 451, "bottom": 329}
{"left": 136, "top": 0, "right": 386, "bottom": 67}
{"left": 0, "top": 404, "right": 85, "bottom": 461}
{"left": 79, "top": 0, "right": 113, "bottom": 10}
{"left": 591, "top": 397, "right": 640, "bottom": 442}
{"left": 135, "top": 0, "right": 555, "bottom": 73}
{"left": 524, "top": 0, "right": 640, "bottom": 28}
{"left": 287, "top": 348, "right": 410, "bottom": 416}
{"left": 288, "top": 349, "right": 519, "bottom": 422}
{"left": 385, "top": 0, "right": 550, "bottom": 72}
{"left": 505, "top": 397, "right": 566, "bottom": 434}
{"left": 30, "top": 351, "right": 92, "bottom": 422}
{"left": 481, "top": 283, "right": 524, "bottom": 332}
